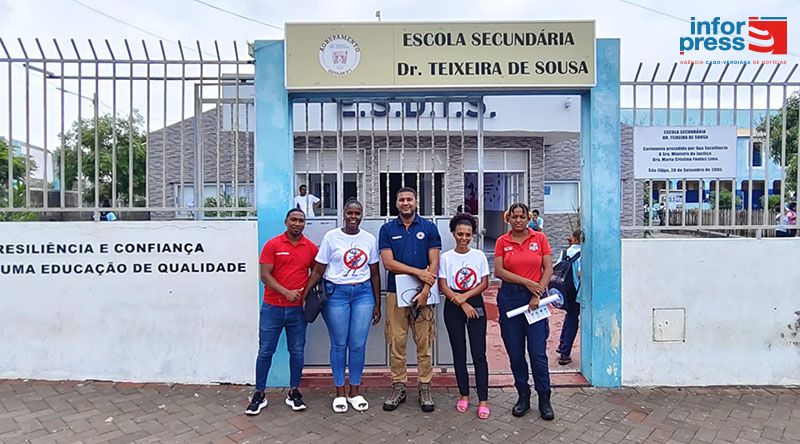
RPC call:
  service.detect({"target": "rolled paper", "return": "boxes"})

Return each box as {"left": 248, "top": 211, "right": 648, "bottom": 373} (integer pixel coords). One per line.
{"left": 505, "top": 293, "right": 561, "bottom": 318}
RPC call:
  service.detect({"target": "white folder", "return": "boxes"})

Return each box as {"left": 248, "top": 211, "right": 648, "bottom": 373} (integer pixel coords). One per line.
{"left": 395, "top": 274, "right": 441, "bottom": 308}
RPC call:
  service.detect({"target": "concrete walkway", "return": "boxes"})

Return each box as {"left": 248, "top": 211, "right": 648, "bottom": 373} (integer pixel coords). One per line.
{"left": 1, "top": 380, "right": 798, "bottom": 443}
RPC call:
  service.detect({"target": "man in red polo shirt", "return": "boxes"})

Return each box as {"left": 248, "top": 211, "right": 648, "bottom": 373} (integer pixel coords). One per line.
{"left": 246, "top": 209, "right": 318, "bottom": 416}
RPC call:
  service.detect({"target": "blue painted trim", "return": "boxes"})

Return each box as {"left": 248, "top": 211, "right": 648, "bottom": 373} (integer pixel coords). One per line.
{"left": 254, "top": 40, "right": 293, "bottom": 387}
{"left": 579, "top": 39, "right": 622, "bottom": 387}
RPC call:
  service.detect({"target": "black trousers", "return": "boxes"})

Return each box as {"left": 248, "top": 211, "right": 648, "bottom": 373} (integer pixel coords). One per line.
{"left": 443, "top": 293, "right": 489, "bottom": 401}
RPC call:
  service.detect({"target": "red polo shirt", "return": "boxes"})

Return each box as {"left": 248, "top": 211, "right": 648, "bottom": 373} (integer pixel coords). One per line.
{"left": 494, "top": 228, "right": 552, "bottom": 282}
{"left": 259, "top": 233, "right": 318, "bottom": 307}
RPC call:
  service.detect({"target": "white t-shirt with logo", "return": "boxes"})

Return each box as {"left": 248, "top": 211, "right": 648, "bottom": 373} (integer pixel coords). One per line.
{"left": 439, "top": 248, "right": 490, "bottom": 292}
{"left": 316, "top": 228, "right": 379, "bottom": 285}
{"left": 294, "top": 194, "right": 320, "bottom": 218}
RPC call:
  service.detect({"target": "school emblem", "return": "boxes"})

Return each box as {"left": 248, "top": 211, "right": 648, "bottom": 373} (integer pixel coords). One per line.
{"left": 319, "top": 34, "right": 361, "bottom": 76}
{"left": 454, "top": 267, "right": 478, "bottom": 291}
{"left": 416, "top": 231, "right": 425, "bottom": 240}
{"left": 529, "top": 243, "right": 539, "bottom": 251}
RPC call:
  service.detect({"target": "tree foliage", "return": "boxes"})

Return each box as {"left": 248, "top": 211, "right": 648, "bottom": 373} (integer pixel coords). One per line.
{"left": 0, "top": 138, "right": 33, "bottom": 186}
{"left": 54, "top": 112, "right": 147, "bottom": 205}
{"left": 0, "top": 138, "right": 37, "bottom": 220}
{"left": 710, "top": 189, "right": 741, "bottom": 210}
{"left": 756, "top": 92, "right": 799, "bottom": 199}
{"left": 204, "top": 194, "right": 255, "bottom": 218}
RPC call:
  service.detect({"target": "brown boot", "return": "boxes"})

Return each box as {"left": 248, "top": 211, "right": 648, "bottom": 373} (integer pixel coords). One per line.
{"left": 383, "top": 382, "right": 406, "bottom": 411}
{"left": 418, "top": 382, "right": 435, "bottom": 413}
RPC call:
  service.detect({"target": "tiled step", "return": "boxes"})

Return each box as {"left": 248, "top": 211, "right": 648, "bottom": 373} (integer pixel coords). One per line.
{"left": 299, "top": 368, "right": 589, "bottom": 389}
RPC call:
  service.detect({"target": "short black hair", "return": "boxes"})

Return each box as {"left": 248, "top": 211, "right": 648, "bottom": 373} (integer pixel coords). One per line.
{"left": 285, "top": 208, "right": 305, "bottom": 220}
{"left": 299, "top": 184, "right": 307, "bottom": 190}
{"left": 449, "top": 212, "right": 478, "bottom": 233}
{"left": 396, "top": 187, "right": 417, "bottom": 198}
{"left": 532, "top": 209, "right": 540, "bottom": 215}
{"left": 507, "top": 202, "right": 530, "bottom": 215}
{"left": 344, "top": 198, "right": 363, "bottom": 210}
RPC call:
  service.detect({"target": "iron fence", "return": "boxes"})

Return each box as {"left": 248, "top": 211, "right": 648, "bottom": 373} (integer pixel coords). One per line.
{"left": 0, "top": 38, "right": 255, "bottom": 221}
{"left": 621, "top": 62, "right": 800, "bottom": 237}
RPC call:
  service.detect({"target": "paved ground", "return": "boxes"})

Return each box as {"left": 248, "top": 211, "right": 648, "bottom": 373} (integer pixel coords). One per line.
{"left": 1, "top": 380, "right": 799, "bottom": 444}
{"left": 482, "top": 284, "right": 582, "bottom": 374}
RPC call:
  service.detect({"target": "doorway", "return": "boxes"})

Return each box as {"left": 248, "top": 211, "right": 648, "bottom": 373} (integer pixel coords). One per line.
{"left": 464, "top": 171, "right": 526, "bottom": 253}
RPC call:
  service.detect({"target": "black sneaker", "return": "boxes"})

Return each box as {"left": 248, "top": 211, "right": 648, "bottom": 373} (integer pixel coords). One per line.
{"left": 245, "top": 391, "right": 267, "bottom": 416}
{"left": 285, "top": 388, "right": 307, "bottom": 411}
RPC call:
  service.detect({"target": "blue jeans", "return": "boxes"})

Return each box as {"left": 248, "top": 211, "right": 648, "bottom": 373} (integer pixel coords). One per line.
{"left": 497, "top": 282, "right": 551, "bottom": 395}
{"left": 322, "top": 280, "right": 375, "bottom": 387}
{"left": 558, "top": 303, "right": 580, "bottom": 358}
{"left": 255, "top": 302, "right": 307, "bottom": 391}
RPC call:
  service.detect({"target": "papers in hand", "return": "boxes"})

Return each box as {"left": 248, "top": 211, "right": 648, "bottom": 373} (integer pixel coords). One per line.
{"left": 505, "top": 293, "right": 560, "bottom": 325}
{"left": 395, "top": 274, "right": 441, "bottom": 308}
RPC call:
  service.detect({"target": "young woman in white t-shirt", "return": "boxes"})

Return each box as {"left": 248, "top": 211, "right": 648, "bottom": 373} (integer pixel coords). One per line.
{"left": 303, "top": 199, "right": 381, "bottom": 413}
{"left": 438, "top": 212, "right": 491, "bottom": 419}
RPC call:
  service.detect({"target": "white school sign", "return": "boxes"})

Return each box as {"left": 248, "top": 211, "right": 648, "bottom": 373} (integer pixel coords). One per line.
{"left": 0, "top": 221, "right": 259, "bottom": 383}
{"left": 633, "top": 126, "right": 737, "bottom": 179}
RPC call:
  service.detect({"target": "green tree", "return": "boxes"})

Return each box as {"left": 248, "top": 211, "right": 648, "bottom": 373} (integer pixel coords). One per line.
{"left": 54, "top": 112, "right": 147, "bottom": 205}
{"left": 760, "top": 194, "right": 782, "bottom": 211}
{"left": 756, "top": 92, "right": 798, "bottom": 199}
{"left": 0, "top": 138, "right": 30, "bottom": 186}
{"left": 710, "top": 189, "right": 741, "bottom": 210}
{"left": 0, "top": 138, "right": 37, "bottom": 221}
{"left": 204, "top": 194, "right": 255, "bottom": 218}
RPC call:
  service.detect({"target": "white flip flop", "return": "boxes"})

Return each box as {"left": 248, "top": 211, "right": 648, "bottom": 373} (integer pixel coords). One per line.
{"left": 347, "top": 395, "right": 369, "bottom": 412}
{"left": 332, "top": 396, "right": 348, "bottom": 413}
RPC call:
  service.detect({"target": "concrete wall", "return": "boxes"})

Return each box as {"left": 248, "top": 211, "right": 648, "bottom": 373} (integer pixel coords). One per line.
{"left": 622, "top": 238, "right": 800, "bottom": 386}
{"left": 0, "top": 221, "right": 258, "bottom": 384}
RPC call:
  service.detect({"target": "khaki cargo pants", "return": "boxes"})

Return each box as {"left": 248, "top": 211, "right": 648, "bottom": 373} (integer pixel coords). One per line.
{"left": 385, "top": 292, "right": 435, "bottom": 384}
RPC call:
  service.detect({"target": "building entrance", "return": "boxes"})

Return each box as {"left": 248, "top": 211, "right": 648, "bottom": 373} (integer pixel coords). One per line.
{"left": 254, "top": 32, "right": 623, "bottom": 387}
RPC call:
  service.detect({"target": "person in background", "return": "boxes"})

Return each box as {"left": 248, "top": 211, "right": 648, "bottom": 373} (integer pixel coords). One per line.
{"left": 775, "top": 202, "right": 797, "bottom": 238}
{"left": 246, "top": 209, "right": 317, "bottom": 416}
{"left": 556, "top": 230, "right": 582, "bottom": 366}
{"left": 99, "top": 199, "right": 117, "bottom": 221}
{"left": 303, "top": 199, "right": 381, "bottom": 413}
{"left": 294, "top": 185, "right": 321, "bottom": 218}
{"left": 438, "top": 213, "right": 491, "bottom": 419}
{"left": 494, "top": 202, "right": 555, "bottom": 420}
{"left": 527, "top": 209, "right": 544, "bottom": 232}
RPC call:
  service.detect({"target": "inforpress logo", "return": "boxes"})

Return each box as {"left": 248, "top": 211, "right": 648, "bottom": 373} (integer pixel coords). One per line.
{"left": 748, "top": 17, "right": 788, "bottom": 54}
{"left": 679, "top": 16, "right": 788, "bottom": 55}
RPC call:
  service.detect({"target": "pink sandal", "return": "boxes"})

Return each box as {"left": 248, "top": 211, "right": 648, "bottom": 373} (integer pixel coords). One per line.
{"left": 477, "top": 405, "right": 490, "bottom": 419}
{"left": 455, "top": 398, "right": 469, "bottom": 413}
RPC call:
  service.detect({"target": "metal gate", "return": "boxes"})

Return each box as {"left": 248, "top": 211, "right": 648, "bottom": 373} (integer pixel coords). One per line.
{"left": 293, "top": 98, "right": 497, "bottom": 366}
{"left": 0, "top": 38, "right": 255, "bottom": 221}
{"left": 621, "top": 62, "right": 799, "bottom": 237}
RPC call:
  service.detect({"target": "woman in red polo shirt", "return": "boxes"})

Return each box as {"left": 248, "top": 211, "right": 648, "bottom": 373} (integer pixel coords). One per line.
{"left": 494, "top": 202, "right": 555, "bottom": 421}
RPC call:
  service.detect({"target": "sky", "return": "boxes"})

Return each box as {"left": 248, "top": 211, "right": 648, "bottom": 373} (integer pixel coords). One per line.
{"left": 0, "top": 0, "right": 798, "bottom": 148}
{"left": 1, "top": 0, "right": 797, "bottom": 76}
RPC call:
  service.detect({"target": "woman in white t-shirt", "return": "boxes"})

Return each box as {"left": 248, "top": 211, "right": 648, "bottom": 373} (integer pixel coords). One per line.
{"left": 438, "top": 212, "right": 491, "bottom": 419}
{"left": 303, "top": 199, "right": 381, "bottom": 413}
